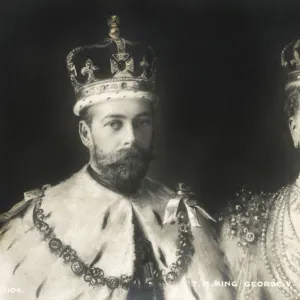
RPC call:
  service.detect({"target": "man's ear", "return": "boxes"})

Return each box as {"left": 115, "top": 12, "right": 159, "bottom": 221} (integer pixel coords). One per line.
{"left": 289, "top": 117, "right": 299, "bottom": 136}
{"left": 79, "top": 121, "right": 93, "bottom": 148}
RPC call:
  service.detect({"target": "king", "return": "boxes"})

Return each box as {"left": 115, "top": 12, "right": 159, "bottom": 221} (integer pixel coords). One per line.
{"left": 0, "top": 16, "right": 233, "bottom": 300}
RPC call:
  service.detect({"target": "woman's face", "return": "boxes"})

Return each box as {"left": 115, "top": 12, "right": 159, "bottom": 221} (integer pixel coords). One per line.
{"left": 289, "top": 108, "right": 300, "bottom": 147}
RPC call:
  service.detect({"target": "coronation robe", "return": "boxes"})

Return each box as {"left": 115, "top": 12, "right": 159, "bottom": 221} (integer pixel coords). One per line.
{"left": 0, "top": 165, "right": 233, "bottom": 300}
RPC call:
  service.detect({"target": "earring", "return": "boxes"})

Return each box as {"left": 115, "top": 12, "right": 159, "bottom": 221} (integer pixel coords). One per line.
{"left": 294, "top": 140, "right": 299, "bottom": 149}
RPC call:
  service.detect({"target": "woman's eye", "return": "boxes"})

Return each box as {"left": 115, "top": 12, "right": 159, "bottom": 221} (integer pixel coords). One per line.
{"left": 106, "top": 120, "right": 123, "bottom": 130}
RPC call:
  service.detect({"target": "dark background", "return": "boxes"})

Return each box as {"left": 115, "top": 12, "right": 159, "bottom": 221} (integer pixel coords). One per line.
{"left": 1, "top": 0, "right": 300, "bottom": 214}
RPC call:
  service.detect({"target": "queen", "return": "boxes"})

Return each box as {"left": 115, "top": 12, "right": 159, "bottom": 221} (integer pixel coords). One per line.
{"left": 220, "top": 39, "right": 300, "bottom": 300}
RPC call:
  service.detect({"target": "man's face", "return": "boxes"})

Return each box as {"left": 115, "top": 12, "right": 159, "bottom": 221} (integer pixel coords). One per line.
{"left": 89, "top": 98, "right": 153, "bottom": 154}
{"left": 79, "top": 97, "right": 154, "bottom": 193}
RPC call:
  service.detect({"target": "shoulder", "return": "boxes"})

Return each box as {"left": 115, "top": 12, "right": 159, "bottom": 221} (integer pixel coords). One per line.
{"left": 0, "top": 167, "right": 87, "bottom": 226}
{"left": 218, "top": 187, "right": 281, "bottom": 253}
{"left": 42, "top": 167, "right": 87, "bottom": 199}
{"left": 0, "top": 188, "right": 44, "bottom": 226}
{"left": 40, "top": 165, "right": 116, "bottom": 211}
{"left": 217, "top": 187, "right": 285, "bottom": 285}
{"left": 142, "top": 178, "right": 203, "bottom": 209}
{"left": 143, "top": 177, "right": 175, "bottom": 199}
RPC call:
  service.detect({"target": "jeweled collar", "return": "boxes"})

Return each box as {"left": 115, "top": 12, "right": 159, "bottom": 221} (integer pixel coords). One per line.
{"left": 32, "top": 186, "right": 196, "bottom": 291}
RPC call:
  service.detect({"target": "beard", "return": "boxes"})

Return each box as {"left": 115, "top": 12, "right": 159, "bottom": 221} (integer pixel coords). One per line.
{"left": 90, "top": 143, "right": 154, "bottom": 195}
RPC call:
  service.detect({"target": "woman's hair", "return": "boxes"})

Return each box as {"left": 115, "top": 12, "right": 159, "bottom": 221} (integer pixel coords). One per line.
{"left": 284, "top": 85, "right": 300, "bottom": 121}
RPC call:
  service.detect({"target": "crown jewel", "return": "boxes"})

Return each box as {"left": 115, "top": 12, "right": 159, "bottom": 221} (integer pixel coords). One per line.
{"left": 281, "top": 39, "right": 300, "bottom": 90}
{"left": 66, "top": 16, "right": 158, "bottom": 116}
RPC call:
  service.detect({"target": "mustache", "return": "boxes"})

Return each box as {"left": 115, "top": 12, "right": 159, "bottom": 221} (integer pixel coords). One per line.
{"left": 96, "top": 145, "right": 155, "bottom": 165}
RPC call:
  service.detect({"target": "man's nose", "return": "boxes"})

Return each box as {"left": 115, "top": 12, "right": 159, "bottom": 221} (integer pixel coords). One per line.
{"left": 123, "top": 123, "right": 136, "bottom": 147}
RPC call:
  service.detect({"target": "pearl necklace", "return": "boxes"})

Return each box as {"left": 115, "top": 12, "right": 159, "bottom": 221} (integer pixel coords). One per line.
{"left": 286, "top": 187, "right": 300, "bottom": 272}
{"left": 280, "top": 187, "right": 300, "bottom": 277}
{"left": 277, "top": 189, "right": 300, "bottom": 296}
{"left": 261, "top": 185, "right": 300, "bottom": 299}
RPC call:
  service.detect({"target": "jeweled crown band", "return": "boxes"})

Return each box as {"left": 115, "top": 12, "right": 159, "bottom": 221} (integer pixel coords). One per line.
{"left": 74, "top": 90, "right": 158, "bottom": 116}
{"left": 77, "top": 79, "right": 151, "bottom": 99}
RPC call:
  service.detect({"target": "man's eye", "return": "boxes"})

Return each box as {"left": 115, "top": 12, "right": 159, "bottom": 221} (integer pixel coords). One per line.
{"left": 137, "top": 119, "right": 151, "bottom": 127}
{"left": 106, "top": 120, "right": 123, "bottom": 129}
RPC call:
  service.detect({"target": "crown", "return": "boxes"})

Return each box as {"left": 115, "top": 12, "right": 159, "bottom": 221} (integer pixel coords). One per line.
{"left": 66, "top": 15, "right": 158, "bottom": 116}
{"left": 281, "top": 39, "right": 300, "bottom": 90}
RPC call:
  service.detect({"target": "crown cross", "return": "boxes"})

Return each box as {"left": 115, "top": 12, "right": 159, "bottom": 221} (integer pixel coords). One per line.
{"left": 107, "top": 15, "right": 120, "bottom": 28}
{"left": 81, "top": 59, "right": 99, "bottom": 83}
{"left": 110, "top": 53, "right": 134, "bottom": 78}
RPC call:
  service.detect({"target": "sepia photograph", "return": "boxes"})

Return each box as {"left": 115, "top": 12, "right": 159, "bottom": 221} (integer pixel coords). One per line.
{"left": 1, "top": 0, "right": 300, "bottom": 299}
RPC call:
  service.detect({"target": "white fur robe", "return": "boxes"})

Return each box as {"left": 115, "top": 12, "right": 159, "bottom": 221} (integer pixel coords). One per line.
{"left": 0, "top": 165, "right": 233, "bottom": 300}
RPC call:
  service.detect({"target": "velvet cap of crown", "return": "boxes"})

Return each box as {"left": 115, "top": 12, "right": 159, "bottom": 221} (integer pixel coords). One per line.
{"left": 281, "top": 39, "right": 300, "bottom": 90}
{"left": 66, "top": 15, "right": 158, "bottom": 116}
